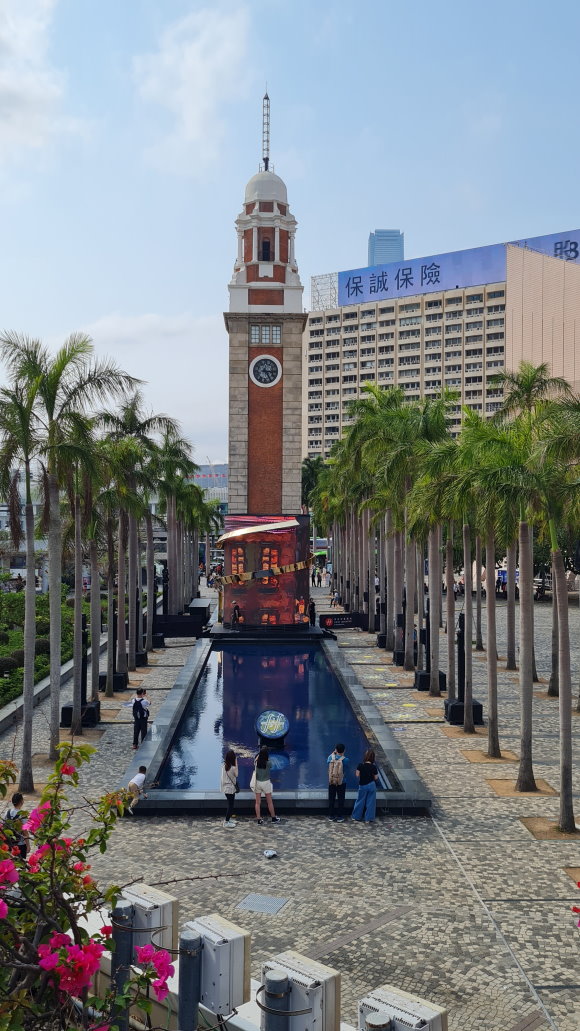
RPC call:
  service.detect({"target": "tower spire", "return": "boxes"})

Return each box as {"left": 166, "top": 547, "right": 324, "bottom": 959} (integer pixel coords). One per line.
{"left": 262, "top": 91, "right": 270, "bottom": 171}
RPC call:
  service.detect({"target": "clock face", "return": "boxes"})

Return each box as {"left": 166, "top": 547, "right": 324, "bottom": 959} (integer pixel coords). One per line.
{"left": 249, "top": 354, "right": 282, "bottom": 388}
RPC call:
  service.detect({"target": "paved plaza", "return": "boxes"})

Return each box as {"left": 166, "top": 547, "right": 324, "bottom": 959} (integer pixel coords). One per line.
{"left": 1, "top": 587, "right": 580, "bottom": 1030}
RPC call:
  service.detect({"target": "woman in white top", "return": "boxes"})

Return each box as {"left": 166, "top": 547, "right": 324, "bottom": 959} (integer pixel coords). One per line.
{"left": 220, "top": 750, "right": 238, "bottom": 828}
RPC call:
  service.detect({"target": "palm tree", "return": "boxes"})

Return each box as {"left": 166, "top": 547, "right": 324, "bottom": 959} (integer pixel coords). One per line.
{"left": 0, "top": 382, "right": 41, "bottom": 792}
{"left": 0, "top": 333, "right": 137, "bottom": 759}
{"left": 301, "top": 455, "right": 325, "bottom": 507}
{"left": 156, "top": 431, "right": 197, "bottom": 615}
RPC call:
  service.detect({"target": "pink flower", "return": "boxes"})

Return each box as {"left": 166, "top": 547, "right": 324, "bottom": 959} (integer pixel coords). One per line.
{"left": 152, "top": 978, "right": 169, "bottom": 1001}
{"left": 151, "top": 949, "right": 174, "bottom": 979}
{"left": 100, "top": 925, "right": 113, "bottom": 937}
{"left": 73, "top": 862, "right": 86, "bottom": 872}
{"left": 135, "top": 943, "right": 156, "bottom": 965}
{"left": 0, "top": 859, "right": 19, "bottom": 886}
{"left": 0, "top": 899, "right": 7, "bottom": 919}
{"left": 27, "top": 843, "right": 51, "bottom": 870}
{"left": 39, "top": 951, "right": 59, "bottom": 971}
{"left": 23, "top": 801, "right": 51, "bottom": 834}
{"left": 60, "top": 763, "right": 76, "bottom": 776}
{"left": 50, "top": 932, "right": 71, "bottom": 948}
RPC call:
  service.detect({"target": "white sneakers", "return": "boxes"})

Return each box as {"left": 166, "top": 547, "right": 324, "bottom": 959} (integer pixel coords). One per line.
{"left": 223, "top": 819, "right": 236, "bottom": 828}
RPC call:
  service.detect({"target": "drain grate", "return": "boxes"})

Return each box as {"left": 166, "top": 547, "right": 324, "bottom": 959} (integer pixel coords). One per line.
{"left": 237, "top": 893, "right": 289, "bottom": 915}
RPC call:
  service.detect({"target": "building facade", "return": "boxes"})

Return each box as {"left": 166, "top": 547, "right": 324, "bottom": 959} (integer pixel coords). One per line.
{"left": 368, "top": 229, "right": 404, "bottom": 265}
{"left": 303, "top": 230, "right": 580, "bottom": 459}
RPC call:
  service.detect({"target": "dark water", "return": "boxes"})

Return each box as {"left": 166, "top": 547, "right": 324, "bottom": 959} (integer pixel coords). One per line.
{"left": 156, "top": 643, "right": 381, "bottom": 792}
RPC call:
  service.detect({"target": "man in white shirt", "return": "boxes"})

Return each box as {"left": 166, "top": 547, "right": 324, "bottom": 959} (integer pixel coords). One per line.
{"left": 127, "top": 766, "right": 148, "bottom": 812}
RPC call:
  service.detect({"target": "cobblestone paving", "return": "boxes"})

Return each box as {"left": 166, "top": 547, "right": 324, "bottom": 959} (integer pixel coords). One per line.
{"left": 1, "top": 586, "right": 580, "bottom": 1030}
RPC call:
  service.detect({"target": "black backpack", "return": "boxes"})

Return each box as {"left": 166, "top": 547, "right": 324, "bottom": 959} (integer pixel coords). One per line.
{"left": 132, "top": 698, "right": 144, "bottom": 719}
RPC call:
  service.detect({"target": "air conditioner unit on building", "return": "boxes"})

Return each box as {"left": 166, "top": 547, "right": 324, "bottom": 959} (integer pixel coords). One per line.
{"left": 262, "top": 951, "right": 340, "bottom": 1031}
{"left": 358, "top": 985, "right": 447, "bottom": 1031}
{"left": 185, "top": 913, "right": 250, "bottom": 1016}
{"left": 122, "top": 883, "right": 178, "bottom": 955}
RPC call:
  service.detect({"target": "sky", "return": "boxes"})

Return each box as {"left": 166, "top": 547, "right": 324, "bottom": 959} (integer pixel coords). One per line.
{"left": 0, "top": 0, "right": 579, "bottom": 462}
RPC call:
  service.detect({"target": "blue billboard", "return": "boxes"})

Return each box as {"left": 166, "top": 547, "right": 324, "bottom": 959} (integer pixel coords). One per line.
{"left": 337, "top": 229, "right": 580, "bottom": 307}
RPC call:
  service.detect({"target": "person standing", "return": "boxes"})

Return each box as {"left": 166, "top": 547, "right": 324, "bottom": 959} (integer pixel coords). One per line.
{"left": 128, "top": 688, "right": 150, "bottom": 750}
{"left": 327, "top": 743, "right": 349, "bottom": 823}
{"left": 220, "top": 749, "right": 238, "bottom": 828}
{"left": 2, "top": 792, "right": 29, "bottom": 858}
{"left": 316, "top": 569, "right": 322, "bottom": 588}
{"left": 352, "top": 749, "right": 379, "bottom": 823}
{"left": 311, "top": 568, "right": 317, "bottom": 587}
{"left": 251, "top": 746, "right": 281, "bottom": 825}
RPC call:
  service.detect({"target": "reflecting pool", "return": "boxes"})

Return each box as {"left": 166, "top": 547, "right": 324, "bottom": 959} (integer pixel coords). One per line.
{"left": 157, "top": 643, "right": 393, "bottom": 792}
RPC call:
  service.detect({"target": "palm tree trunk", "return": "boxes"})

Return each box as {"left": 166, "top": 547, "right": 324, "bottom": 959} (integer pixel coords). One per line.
{"left": 105, "top": 523, "right": 115, "bottom": 698}
{"left": 486, "top": 527, "right": 501, "bottom": 758}
{"left": 48, "top": 472, "right": 62, "bottom": 761}
{"left": 19, "top": 488, "right": 36, "bottom": 793}
{"left": 429, "top": 528, "right": 440, "bottom": 696}
{"left": 416, "top": 541, "right": 424, "bottom": 671}
{"left": 71, "top": 494, "right": 83, "bottom": 736}
{"left": 404, "top": 527, "right": 416, "bottom": 671}
{"left": 378, "top": 518, "right": 386, "bottom": 637}
{"left": 393, "top": 529, "right": 403, "bottom": 656}
{"left": 548, "top": 571, "right": 559, "bottom": 697}
{"left": 167, "top": 493, "right": 177, "bottom": 615}
{"left": 463, "top": 523, "right": 475, "bottom": 734}
{"left": 475, "top": 534, "right": 484, "bottom": 650}
{"left": 552, "top": 544, "right": 575, "bottom": 832}
{"left": 145, "top": 511, "right": 155, "bottom": 651}
{"left": 446, "top": 522, "right": 456, "bottom": 702}
{"left": 89, "top": 540, "right": 101, "bottom": 702}
{"left": 116, "top": 511, "right": 128, "bottom": 676}
{"left": 385, "top": 512, "right": 395, "bottom": 649}
{"left": 128, "top": 513, "right": 137, "bottom": 671}
{"left": 138, "top": 530, "right": 145, "bottom": 652}
{"left": 506, "top": 540, "right": 517, "bottom": 669}
{"left": 515, "top": 520, "right": 537, "bottom": 791}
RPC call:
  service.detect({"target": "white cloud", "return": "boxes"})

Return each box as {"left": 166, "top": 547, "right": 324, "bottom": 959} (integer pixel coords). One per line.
{"left": 133, "top": 5, "right": 251, "bottom": 175}
{"left": 82, "top": 311, "right": 229, "bottom": 463}
{"left": 0, "top": 0, "right": 78, "bottom": 162}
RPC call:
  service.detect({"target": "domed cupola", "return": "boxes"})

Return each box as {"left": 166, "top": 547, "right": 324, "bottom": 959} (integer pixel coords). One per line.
{"left": 229, "top": 94, "right": 303, "bottom": 314}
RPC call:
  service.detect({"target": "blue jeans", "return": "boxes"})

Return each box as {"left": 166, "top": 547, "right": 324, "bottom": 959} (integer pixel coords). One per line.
{"left": 352, "top": 782, "right": 376, "bottom": 822}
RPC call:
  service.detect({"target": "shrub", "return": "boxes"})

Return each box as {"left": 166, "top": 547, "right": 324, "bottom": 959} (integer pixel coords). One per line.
{"left": 35, "top": 637, "right": 50, "bottom": 656}
{"left": 36, "top": 618, "right": 50, "bottom": 635}
{"left": 0, "top": 631, "right": 8, "bottom": 645}
{"left": 10, "top": 650, "right": 24, "bottom": 668}
{"left": 0, "top": 657, "right": 18, "bottom": 675}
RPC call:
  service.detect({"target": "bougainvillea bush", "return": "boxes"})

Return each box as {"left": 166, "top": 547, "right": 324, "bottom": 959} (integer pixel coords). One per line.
{"left": 0, "top": 745, "right": 174, "bottom": 1030}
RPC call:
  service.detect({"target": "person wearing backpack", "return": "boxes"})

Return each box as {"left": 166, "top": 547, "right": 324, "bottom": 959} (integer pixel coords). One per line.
{"left": 326, "top": 743, "right": 349, "bottom": 823}
{"left": 129, "top": 688, "right": 150, "bottom": 750}
{"left": 2, "top": 792, "right": 29, "bottom": 858}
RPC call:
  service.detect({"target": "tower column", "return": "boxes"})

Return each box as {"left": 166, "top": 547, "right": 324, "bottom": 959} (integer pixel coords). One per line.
{"left": 274, "top": 224, "right": 280, "bottom": 262}
{"left": 289, "top": 232, "right": 295, "bottom": 264}
{"left": 237, "top": 231, "right": 243, "bottom": 262}
{"left": 252, "top": 227, "right": 258, "bottom": 262}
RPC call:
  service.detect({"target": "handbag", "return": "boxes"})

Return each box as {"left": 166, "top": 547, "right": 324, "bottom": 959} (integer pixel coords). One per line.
{"left": 250, "top": 767, "right": 257, "bottom": 792}
{"left": 234, "top": 779, "right": 240, "bottom": 793}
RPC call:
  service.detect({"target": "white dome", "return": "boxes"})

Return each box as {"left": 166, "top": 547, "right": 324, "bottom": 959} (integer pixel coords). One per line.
{"left": 244, "top": 171, "right": 288, "bottom": 204}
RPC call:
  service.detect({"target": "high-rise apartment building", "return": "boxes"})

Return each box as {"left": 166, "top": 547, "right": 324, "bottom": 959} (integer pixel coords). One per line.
{"left": 368, "top": 229, "right": 404, "bottom": 265}
{"left": 303, "top": 230, "right": 580, "bottom": 459}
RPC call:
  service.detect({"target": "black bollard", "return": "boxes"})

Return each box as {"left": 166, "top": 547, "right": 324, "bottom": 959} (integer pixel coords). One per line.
{"left": 457, "top": 611, "right": 465, "bottom": 703}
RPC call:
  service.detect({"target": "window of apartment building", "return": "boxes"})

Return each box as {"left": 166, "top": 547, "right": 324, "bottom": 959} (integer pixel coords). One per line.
{"left": 379, "top": 319, "right": 396, "bottom": 327}
{"left": 486, "top": 401, "right": 503, "bottom": 413}
{"left": 446, "top": 296, "right": 462, "bottom": 305}
{"left": 487, "top": 332, "right": 505, "bottom": 341}
{"left": 446, "top": 311, "right": 463, "bottom": 320}
{"left": 342, "top": 375, "right": 357, "bottom": 383}
{"left": 309, "top": 365, "right": 322, "bottom": 373}
{"left": 446, "top": 337, "right": 462, "bottom": 346}
{"left": 378, "top": 358, "right": 394, "bottom": 367}
{"left": 486, "top": 317, "right": 505, "bottom": 327}
{"left": 466, "top": 361, "right": 483, "bottom": 370}
{"left": 466, "top": 334, "right": 483, "bottom": 343}
{"left": 378, "top": 333, "right": 395, "bottom": 341}
{"left": 308, "top": 416, "right": 322, "bottom": 424}
{"left": 487, "top": 290, "right": 505, "bottom": 298}
{"left": 361, "top": 309, "right": 375, "bottom": 318}
{"left": 343, "top": 349, "right": 357, "bottom": 359}
{"left": 467, "top": 402, "right": 483, "bottom": 410}
{"left": 486, "top": 387, "right": 503, "bottom": 397}
{"left": 309, "top": 378, "right": 322, "bottom": 386}
{"left": 325, "top": 389, "right": 340, "bottom": 396}
{"left": 361, "top": 322, "right": 376, "bottom": 331}
{"left": 487, "top": 304, "right": 505, "bottom": 313}
{"left": 343, "top": 387, "right": 357, "bottom": 394}
{"left": 399, "top": 368, "right": 419, "bottom": 378}
{"left": 326, "top": 364, "right": 340, "bottom": 371}
{"left": 325, "top": 376, "right": 339, "bottom": 383}
{"left": 486, "top": 359, "right": 504, "bottom": 369}
{"left": 360, "top": 373, "right": 375, "bottom": 381}
{"left": 326, "top": 327, "right": 341, "bottom": 335}
{"left": 399, "top": 316, "right": 422, "bottom": 326}
{"left": 343, "top": 362, "right": 356, "bottom": 371}
{"left": 326, "top": 351, "right": 339, "bottom": 359}
{"left": 399, "top": 302, "right": 420, "bottom": 312}
{"left": 465, "top": 390, "right": 482, "bottom": 399}
{"left": 425, "top": 352, "right": 442, "bottom": 361}
{"left": 360, "top": 347, "right": 376, "bottom": 355}
{"left": 360, "top": 334, "right": 376, "bottom": 343}
{"left": 326, "top": 426, "right": 340, "bottom": 434}
{"left": 426, "top": 299, "right": 442, "bottom": 308}
{"left": 309, "top": 316, "right": 323, "bottom": 325}
{"left": 378, "top": 344, "right": 395, "bottom": 353}
{"left": 446, "top": 324, "right": 462, "bottom": 333}
{"left": 399, "top": 342, "right": 421, "bottom": 352}
{"left": 425, "top": 312, "right": 443, "bottom": 322}
{"left": 466, "top": 321, "right": 483, "bottom": 330}
{"left": 445, "top": 364, "right": 462, "bottom": 373}
{"left": 326, "top": 414, "right": 340, "bottom": 422}
{"left": 326, "top": 314, "right": 340, "bottom": 323}
{"left": 325, "top": 401, "right": 339, "bottom": 409}
{"left": 466, "top": 293, "right": 483, "bottom": 303}
{"left": 486, "top": 345, "right": 504, "bottom": 355}
{"left": 399, "top": 355, "right": 420, "bottom": 365}
{"left": 343, "top": 336, "right": 358, "bottom": 346}
{"left": 467, "top": 306, "right": 484, "bottom": 315}
{"left": 445, "top": 349, "right": 461, "bottom": 358}
{"left": 378, "top": 306, "right": 395, "bottom": 314}
{"left": 425, "top": 365, "right": 441, "bottom": 374}
{"left": 446, "top": 377, "right": 462, "bottom": 385}
{"left": 309, "top": 329, "right": 324, "bottom": 338}
{"left": 425, "top": 327, "right": 442, "bottom": 337}
{"left": 308, "top": 391, "right": 322, "bottom": 399}
{"left": 465, "top": 375, "right": 483, "bottom": 384}
{"left": 425, "top": 379, "right": 441, "bottom": 388}
{"left": 361, "top": 360, "right": 375, "bottom": 369}
{"left": 378, "top": 371, "right": 394, "bottom": 380}
{"left": 399, "top": 329, "right": 421, "bottom": 339}
{"left": 308, "top": 403, "right": 322, "bottom": 411}
{"left": 465, "top": 348, "right": 483, "bottom": 357}
{"left": 343, "top": 311, "right": 358, "bottom": 320}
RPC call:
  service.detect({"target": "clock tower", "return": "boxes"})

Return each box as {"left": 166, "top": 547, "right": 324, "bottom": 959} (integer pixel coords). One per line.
{"left": 225, "top": 94, "right": 306, "bottom": 516}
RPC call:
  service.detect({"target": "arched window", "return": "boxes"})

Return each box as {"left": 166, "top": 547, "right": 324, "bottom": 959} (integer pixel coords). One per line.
{"left": 261, "top": 239, "right": 271, "bottom": 261}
